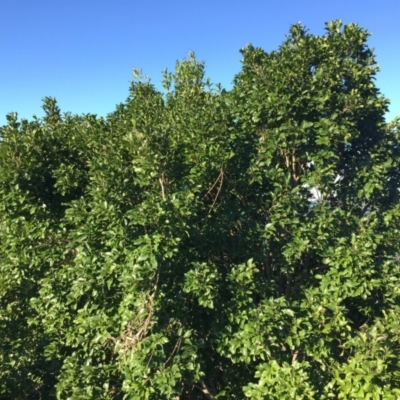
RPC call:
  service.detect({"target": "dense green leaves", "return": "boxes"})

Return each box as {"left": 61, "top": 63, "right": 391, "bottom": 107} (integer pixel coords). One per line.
{"left": 1, "top": 21, "right": 399, "bottom": 399}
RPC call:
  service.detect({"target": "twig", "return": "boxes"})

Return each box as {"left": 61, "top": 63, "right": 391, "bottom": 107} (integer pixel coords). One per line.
{"left": 292, "top": 350, "right": 299, "bottom": 364}
{"left": 210, "top": 170, "right": 224, "bottom": 210}
{"left": 203, "top": 168, "right": 224, "bottom": 200}
{"left": 194, "top": 380, "right": 215, "bottom": 400}
{"left": 164, "top": 337, "right": 182, "bottom": 366}
{"left": 159, "top": 173, "right": 166, "bottom": 200}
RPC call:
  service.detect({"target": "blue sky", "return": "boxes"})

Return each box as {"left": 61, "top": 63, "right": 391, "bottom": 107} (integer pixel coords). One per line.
{"left": 1, "top": 0, "right": 399, "bottom": 126}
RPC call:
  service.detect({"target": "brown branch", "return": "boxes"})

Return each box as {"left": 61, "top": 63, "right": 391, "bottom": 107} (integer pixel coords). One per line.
{"left": 292, "top": 152, "right": 299, "bottom": 182}
{"left": 194, "top": 380, "right": 215, "bottom": 400}
{"left": 292, "top": 349, "right": 299, "bottom": 364}
{"left": 116, "top": 266, "right": 160, "bottom": 357}
{"left": 202, "top": 167, "right": 224, "bottom": 214}
{"left": 203, "top": 168, "right": 224, "bottom": 200}
{"left": 285, "top": 153, "right": 290, "bottom": 169}
{"left": 209, "top": 168, "right": 224, "bottom": 212}
{"left": 159, "top": 173, "right": 166, "bottom": 200}
{"left": 164, "top": 337, "right": 182, "bottom": 366}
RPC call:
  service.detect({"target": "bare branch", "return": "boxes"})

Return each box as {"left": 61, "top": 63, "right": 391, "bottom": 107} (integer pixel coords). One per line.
{"left": 194, "top": 380, "right": 215, "bottom": 400}
{"left": 159, "top": 172, "right": 167, "bottom": 200}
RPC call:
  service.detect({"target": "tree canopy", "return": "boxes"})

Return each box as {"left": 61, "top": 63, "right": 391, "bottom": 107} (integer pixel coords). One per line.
{"left": 1, "top": 20, "right": 400, "bottom": 399}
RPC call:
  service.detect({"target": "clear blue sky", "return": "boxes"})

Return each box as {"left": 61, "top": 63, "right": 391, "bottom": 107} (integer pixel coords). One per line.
{"left": 1, "top": 0, "right": 399, "bottom": 126}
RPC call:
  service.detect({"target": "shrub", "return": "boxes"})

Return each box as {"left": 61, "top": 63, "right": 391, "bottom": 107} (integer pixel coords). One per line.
{"left": 1, "top": 20, "right": 400, "bottom": 399}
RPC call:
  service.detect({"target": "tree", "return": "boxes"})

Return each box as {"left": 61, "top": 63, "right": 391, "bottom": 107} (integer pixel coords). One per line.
{"left": 1, "top": 20, "right": 399, "bottom": 399}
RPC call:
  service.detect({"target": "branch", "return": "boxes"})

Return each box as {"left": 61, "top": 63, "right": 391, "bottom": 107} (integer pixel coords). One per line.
{"left": 202, "top": 167, "right": 224, "bottom": 214}
{"left": 203, "top": 168, "right": 224, "bottom": 200}
{"left": 159, "top": 173, "right": 166, "bottom": 200}
{"left": 210, "top": 169, "right": 224, "bottom": 212}
{"left": 292, "top": 349, "right": 299, "bottom": 364}
{"left": 194, "top": 380, "right": 215, "bottom": 400}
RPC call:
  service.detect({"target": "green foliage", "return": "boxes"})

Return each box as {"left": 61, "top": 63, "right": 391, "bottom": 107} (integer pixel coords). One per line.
{"left": 1, "top": 21, "right": 400, "bottom": 399}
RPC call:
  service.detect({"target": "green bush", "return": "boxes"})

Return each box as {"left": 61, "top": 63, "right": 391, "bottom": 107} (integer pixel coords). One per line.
{"left": 1, "top": 20, "right": 400, "bottom": 399}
